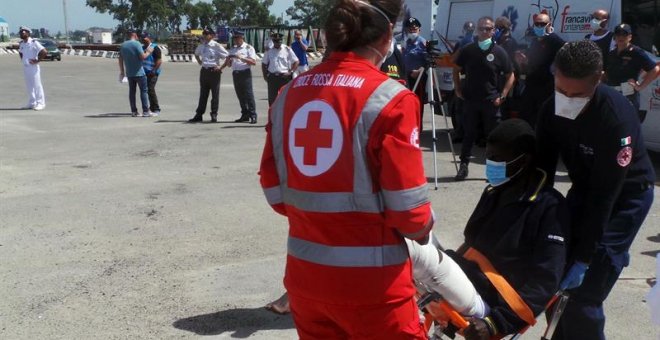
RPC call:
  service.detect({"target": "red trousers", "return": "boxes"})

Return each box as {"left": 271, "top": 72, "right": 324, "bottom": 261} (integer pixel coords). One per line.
{"left": 289, "top": 294, "right": 427, "bottom": 339}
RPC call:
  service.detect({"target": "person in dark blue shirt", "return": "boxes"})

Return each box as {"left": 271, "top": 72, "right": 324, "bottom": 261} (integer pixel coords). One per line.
{"left": 447, "top": 118, "right": 570, "bottom": 339}
{"left": 516, "top": 13, "right": 565, "bottom": 127}
{"left": 291, "top": 30, "right": 309, "bottom": 77}
{"left": 605, "top": 23, "right": 660, "bottom": 119}
{"left": 536, "top": 40, "right": 655, "bottom": 340}
{"left": 452, "top": 16, "right": 515, "bottom": 181}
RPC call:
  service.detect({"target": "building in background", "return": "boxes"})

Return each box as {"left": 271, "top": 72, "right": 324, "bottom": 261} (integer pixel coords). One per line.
{"left": 91, "top": 28, "right": 112, "bottom": 44}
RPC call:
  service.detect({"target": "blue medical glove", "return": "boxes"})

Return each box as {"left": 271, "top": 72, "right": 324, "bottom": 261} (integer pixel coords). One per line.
{"left": 560, "top": 261, "right": 589, "bottom": 290}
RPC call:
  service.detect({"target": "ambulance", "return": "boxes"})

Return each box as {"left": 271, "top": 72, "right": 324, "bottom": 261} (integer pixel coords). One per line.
{"left": 403, "top": 0, "right": 660, "bottom": 151}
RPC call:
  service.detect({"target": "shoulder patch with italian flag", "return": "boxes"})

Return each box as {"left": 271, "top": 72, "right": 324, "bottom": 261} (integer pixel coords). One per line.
{"left": 620, "top": 136, "right": 632, "bottom": 146}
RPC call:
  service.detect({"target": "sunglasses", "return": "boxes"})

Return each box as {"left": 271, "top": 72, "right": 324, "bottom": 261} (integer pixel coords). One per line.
{"left": 478, "top": 26, "right": 494, "bottom": 32}
{"left": 534, "top": 22, "right": 549, "bottom": 27}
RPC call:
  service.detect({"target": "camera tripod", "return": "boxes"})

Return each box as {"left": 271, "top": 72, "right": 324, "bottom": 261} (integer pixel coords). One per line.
{"left": 411, "top": 62, "right": 459, "bottom": 190}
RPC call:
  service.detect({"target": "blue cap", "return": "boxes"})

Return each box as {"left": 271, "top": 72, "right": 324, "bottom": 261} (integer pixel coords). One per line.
{"left": 232, "top": 29, "right": 245, "bottom": 36}
{"left": 141, "top": 31, "right": 151, "bottom": 39}
{"left": 202, "top": 27, "right": 215, "bottom": 35}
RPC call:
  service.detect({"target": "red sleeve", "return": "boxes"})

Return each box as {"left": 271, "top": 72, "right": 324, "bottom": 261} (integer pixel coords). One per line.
{"left": 368, "top": 91, "right": 433, "bottom": 240}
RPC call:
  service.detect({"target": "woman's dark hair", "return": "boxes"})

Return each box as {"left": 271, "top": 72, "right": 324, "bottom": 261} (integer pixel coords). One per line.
{"left": 325, "top": 0, "right": 402, "bottom": 52}
{"left": 553, "top": 40, "right": 603, "bottom": 79}
{"left": 487, "top": 118, "right": 536, "bottom": 161}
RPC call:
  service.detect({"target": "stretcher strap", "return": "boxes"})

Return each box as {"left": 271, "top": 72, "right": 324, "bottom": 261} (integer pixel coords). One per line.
{"left": 463, "top": 247, "right": 537, "bottom": 326}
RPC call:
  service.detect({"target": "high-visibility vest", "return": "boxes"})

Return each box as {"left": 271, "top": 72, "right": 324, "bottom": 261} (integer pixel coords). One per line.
{"left": 261, "top": 52, "right": 432, "bottom": 305}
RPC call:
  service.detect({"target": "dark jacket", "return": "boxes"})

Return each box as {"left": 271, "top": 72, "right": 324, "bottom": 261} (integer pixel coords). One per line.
{"left": 448, "top": 169, "right": 570, "bottom": 334}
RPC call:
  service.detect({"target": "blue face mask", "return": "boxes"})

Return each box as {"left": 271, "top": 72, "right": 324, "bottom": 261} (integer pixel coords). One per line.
{"left": 485, "top": 154, "right": 525, "bottom": 187}
{"left": 494, "top": 28, "right": 502, "bottom": 41}
{"left": 478, "top": 38, "right": 493, "bottom": 51}
{"left": 533, "top": 26, "right": 546, "bottom": 37}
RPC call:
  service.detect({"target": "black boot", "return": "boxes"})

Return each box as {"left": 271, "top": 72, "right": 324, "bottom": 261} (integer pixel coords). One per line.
{"left": 210, "top": 114, "right": 218, "bottom": 123}
{"left": 188, "top": 113, "right": 203, "bottom": 123}
{"left": 235, "top": 115, "right": 249, "bottom": 123}
{"left": 249, "top": 115, "right": 257, "bottom": 124}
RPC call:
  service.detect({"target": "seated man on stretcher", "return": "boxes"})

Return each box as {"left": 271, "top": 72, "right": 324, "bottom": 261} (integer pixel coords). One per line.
{"left": 267, "top": 119, "right": 570, "bottom": 339}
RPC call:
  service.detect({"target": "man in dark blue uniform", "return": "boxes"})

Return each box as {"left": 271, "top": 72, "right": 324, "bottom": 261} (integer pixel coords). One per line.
{"left": 452, "top": 16, "right": 515, "bottom": 181}
{"left": 536, "top": 41, "right": 655, "bottom": 340}
{"left": 402, "top": 17, "right": 428, "bottom": 129}
{"left": 448, "top": 118, "right": 570, "bottom": 339}
{"left": 516, "top": 12, "right": 565, "bottom": 127}
{"left": 605, "top": 23, "right": 660, "bottom": 120}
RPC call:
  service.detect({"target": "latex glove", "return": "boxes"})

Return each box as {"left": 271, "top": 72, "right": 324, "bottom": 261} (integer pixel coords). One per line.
{"left": 560, "top": 261, "right": 589, "bottom": 290}
{"left": 464, "top": 318, "right": 492, "bottom": 340}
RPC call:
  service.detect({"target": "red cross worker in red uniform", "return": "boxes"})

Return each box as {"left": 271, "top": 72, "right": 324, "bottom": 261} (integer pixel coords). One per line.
{"left": 259, "top": 0, "right": 434, "bottom": 338}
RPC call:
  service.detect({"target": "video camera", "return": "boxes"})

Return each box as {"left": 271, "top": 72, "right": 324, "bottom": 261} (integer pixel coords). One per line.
{"left": 424, "top": 40, "right": 444, "bottom": 65}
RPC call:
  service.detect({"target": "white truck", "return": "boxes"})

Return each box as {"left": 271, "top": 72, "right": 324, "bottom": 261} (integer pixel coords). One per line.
{"left": 402, "top": 0, "right": 660, "bottom": 151}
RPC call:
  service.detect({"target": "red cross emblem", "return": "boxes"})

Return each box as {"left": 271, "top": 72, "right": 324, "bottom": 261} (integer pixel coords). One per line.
{"left": 617, "top": 146, "right": 633, "bottom": 167}
{"left": 289, "top": 100, "right": 343, "bottom": 177}
{"left": 294, "top": 111, "right": 333, "bottom": 165}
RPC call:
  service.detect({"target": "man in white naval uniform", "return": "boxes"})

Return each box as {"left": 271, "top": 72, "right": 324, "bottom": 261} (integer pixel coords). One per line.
{"left": 18, "top": 26, "right": 47, "bottom": 110}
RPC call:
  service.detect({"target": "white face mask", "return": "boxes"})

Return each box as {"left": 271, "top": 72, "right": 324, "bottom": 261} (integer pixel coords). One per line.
{"left": 554, "top": 91, "right": 591, "bottom": 120}
{"left": 590, "top": 18, "right": 603, "bottom": 31}
{"left": 409, "top": 32, "right": 419, "bottom": 40}
{"left": 386, "top": 35, "right": 395, "bottom": 60}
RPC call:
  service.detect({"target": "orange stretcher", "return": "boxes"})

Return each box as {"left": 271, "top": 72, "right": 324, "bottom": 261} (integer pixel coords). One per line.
{"left": 417, "top": 247, "right": 570, "bottom": 339}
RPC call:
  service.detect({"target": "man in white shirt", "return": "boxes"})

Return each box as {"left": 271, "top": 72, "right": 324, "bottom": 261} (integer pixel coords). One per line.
{"left": 189, "top": 28, "right": 228, "bottom": 123}
{"left": 261, "top": 33, "right": 299, "bottom": 106}
{"left": 224, "top": 30, "right": 258, "bottom": 124}
{"left": 18, "top": 26, "right": 47, "bottom": 111}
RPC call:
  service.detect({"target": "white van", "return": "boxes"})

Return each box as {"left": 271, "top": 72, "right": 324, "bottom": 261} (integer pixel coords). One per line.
{"left": 412, "top": 0, "right": 660, "bottom": 152}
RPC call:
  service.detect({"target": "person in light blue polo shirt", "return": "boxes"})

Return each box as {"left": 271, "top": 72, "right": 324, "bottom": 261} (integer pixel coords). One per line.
{"left": 118, "top": 29, "right": 154, "bottom": 117}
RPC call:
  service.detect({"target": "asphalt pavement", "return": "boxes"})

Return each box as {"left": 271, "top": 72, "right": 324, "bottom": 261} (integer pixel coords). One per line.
{"left": 1, "top": 54, "right": 658, "bottom": 339}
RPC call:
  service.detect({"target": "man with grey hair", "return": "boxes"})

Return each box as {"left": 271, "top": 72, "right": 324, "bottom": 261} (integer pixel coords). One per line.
{"left": 452, "top": 16, "right": 515, "bottom": 181}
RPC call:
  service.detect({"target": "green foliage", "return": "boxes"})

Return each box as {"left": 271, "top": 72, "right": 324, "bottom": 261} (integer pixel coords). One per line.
{"left": 286, "top": 0, "right": 336, "bottom": 28}
{"left": 86, "top": 0, "right": 279, "bottom": 32}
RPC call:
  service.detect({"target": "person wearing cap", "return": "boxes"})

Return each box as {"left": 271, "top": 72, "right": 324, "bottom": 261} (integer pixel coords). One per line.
{"left": 17, "top": 26, "right": 47, "bottom": 110}
{"left": 224, "top": 29, "right": 258, "bottom": 124}
{"left": 605, "top": 23, "right": 660, "bottom": 120}
{"left": 261, "top": 33, "right": 299, "bottom": 106}
{"left": 141, "top": 32, "right": 162, "bottom": 116}
{"left": 454, "top": 21, "right": 476, "bottom": 51}
{"left": 264, "top": 31, "right": 276, "bottom": 53}
{"left": 402, "top": 17, "right": 428, "bottom": 128}
{"left": 536, "top": 40, "right": 655, "bottom": 340}
{"left": 189, "top": 28, "right": 228, "bottom": 123}
{"left": 291, "top": 30, "right": 310, "bottom": 78}
{"left": 119, "top": 29, "right": 155, "bottom": 117}
{"left": 452, "top": 16, "right": 515, "bottom": 181}
{"left": 516, "top": 12, "right": 565, "bottom": 127}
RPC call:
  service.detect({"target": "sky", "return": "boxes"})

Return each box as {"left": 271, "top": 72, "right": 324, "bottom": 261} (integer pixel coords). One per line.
{"left": 0, "top": 0, "right": 295, "bottom": 33}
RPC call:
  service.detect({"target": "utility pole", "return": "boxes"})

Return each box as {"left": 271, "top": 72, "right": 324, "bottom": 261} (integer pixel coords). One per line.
{"left": 63, "top": 0, "right": 70, "bottom": 45}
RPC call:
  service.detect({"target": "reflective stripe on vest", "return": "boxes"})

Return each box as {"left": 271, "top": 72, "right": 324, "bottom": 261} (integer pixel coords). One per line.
{"left": 263, "top": 185, "right": 282, "bottom": 205}
{"left": 269, "top": 78, "right": 416, "bottom": 213}
{"left": 463, "top": 247, "right": 537, "bottom": 326}
{"left": 288, "top": 236, "right": 409, "bottom": 267}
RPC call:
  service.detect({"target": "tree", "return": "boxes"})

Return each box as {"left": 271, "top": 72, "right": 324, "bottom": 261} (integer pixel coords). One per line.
{"left": 186, "top": 1, "right": 215, "bottom": 29}
{"left": 286, "top": 0, "right": 336, "bottom": 28}
{"left": 212, "top": 0, "right": 276, "bottom": 26}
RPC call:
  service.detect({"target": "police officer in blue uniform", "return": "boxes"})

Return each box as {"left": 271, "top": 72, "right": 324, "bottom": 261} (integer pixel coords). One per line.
{"left": 402, "top": 17, "right": 428, "bottom": 128}
{"left": 536, "top": 41, "right": 655, "bottom": 340}
{"left": 605, "top": 23, "right": 660, "bottom": 120}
